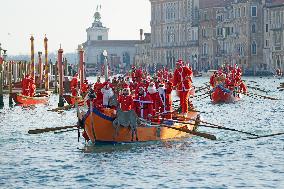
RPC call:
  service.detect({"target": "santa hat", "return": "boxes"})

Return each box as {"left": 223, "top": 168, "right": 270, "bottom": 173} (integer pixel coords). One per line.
{"left": 103, "top": 81, "right": 110, "bottom": 87}
{"left": 123, "top": 83, "right": 130, "bottom": 89}
{"left": 158, "top": 82, "right": 165, "bottom": 87}
{"left": 149, "top": 82, "right": 155, "bottom": 86}
{"left": 167, "top": 80, "right": 173, "bottom": 87}
{"left": 176, "top": 59, "right": 183, "bottom": 65}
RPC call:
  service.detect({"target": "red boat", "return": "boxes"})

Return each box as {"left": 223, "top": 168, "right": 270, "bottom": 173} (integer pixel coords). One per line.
{"left": 11, "top": 93, "right": 49, "bottom": 105}
{"left": 210, "top": 85, "right": 241, "bottom": 103}
{"left": 63, "top": 94, "right": 84, "bottom": 105}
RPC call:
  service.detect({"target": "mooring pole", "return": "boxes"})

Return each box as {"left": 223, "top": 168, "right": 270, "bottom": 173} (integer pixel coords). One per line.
{"left": 38, "top": 51, "right": 43, "bottom": 89}
{"left": 54, "top": 61, "right": 58, "bottom": 94}
{"left": 8, "top": 61, "right": 13, "bottom": 105}
{"left": 30, "top": 36, "right": 35, "bottom": 83}
{"left": 78, "top": 45, "right": 84, "bottom": 91}
{"left": 0, "top": 55, "right": 4, "bottom": 108}
{"left": 58, "top": 45, "right": 64, "bottom": 107}
{"left": 44, "top": 35, "right": 49, "bottom": 92}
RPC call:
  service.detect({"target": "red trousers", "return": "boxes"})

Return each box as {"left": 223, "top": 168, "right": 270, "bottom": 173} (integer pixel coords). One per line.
{"left": 179, "top": 90, "right": 190, "bottom": 113}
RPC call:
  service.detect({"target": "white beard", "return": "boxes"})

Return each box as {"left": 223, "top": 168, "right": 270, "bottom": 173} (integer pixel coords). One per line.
{"left": 158, "top": 87, "right": 166, "bottom": 95}
{"left": 147, "top": 86, "right": 157, "bottom": 94}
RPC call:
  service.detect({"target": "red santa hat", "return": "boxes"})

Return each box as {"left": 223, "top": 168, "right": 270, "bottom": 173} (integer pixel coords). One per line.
{"left": 103, "top": 81, "right": 110, "bottom": 88}
{"left": 176, "top": 59, "right": 183, "bottom": 66}
{"left": 123, "top": 83, "right": 130, "bottom": 89}
{"left": 166, "top": 80, "right": 173, "bottom": 87}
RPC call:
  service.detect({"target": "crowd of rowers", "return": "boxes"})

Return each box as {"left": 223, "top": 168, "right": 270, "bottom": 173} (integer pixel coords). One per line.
{"left": 209, "top": 65, "right": 248, "bottom": 95}
{"left": 71, "top": 60, "right": 195, "bottom": 121}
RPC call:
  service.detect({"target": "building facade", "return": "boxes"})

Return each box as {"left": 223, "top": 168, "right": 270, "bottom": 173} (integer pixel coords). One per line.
{"left": 150, "top": 0, "right": 199, "bottom": 71}
{"left": 83, "top": 11, "right": 141, "bottom": 75}
{"left": 134, "top": 33, "right": 152, "bottom": 71}
{"left": 150, "top": 0, "right": 284, "bottom": 75}
{"left": 264, "top": 1, "right": 284, "bottom": 73}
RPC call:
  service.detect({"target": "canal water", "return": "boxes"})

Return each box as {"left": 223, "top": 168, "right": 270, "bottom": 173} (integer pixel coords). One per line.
{"left": 0, "top": 77, "right": 283, "bottom": 188}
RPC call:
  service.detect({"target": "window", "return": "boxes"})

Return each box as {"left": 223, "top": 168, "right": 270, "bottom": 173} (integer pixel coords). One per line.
{"left": 266, "top": 40, "right": 269, "bottom": 47}
{"left": 251, "top": 24, "right": 256, "bottom": 33}
{"left": 251, "top": 41, "right": 257, "bottom": 55}
{"left": 266, "top": 24, "right": 269, "bottom": 32}
{"left": 97, "top": 36, "right": 102, "bottom": 40}
{"left": 251, "top": 6, "right": 257, "bottom": 17}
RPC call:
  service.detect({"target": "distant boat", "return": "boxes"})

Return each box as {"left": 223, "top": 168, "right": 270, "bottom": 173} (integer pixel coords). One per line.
{"left": 210, "top": 85, "right": 241, "bottom": 103}
{"left": 11, "top": 92, "right": 49, "bottom": 105}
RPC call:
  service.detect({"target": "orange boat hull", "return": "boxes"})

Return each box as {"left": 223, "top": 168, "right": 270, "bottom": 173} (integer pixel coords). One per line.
{"left": 83, "top": 107, "right": 199, "bottom": 143}
{"left": 11, "top": 93, "right": 49, "bottom": 105}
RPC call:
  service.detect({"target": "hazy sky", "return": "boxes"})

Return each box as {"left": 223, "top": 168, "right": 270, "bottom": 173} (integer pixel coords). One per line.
{"left": 0, "top": 0, "right": 151, "bottom": 55}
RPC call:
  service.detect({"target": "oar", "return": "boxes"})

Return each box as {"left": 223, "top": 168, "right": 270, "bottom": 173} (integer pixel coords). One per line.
{"left": 247, "top": 92, "right": 280, "bottom": 100}
{"left": 28, "top": 125, "right": 77, "bottom": 134}
{"left": 246, "top": 85, "right": 270, "bottom": 93}
{"left": 140, "top": 118, "right": 216, "bottom": 140}
{"left": 241, "top": 132, "right": 284, "bottom": 141}
{"left": 164, "top": 119, "right": 258, "bottom": 137}
{"left": 48, "top": 104, "right": 74, "bottom": 112}
{"left": 156, "top": 123, "right": 217, "bottom": 140}
{"left": 54, "top": 128, "right": 78, "bottom": 134}
{"left": 75, "top": 85, "right": 81, "bottom": 142}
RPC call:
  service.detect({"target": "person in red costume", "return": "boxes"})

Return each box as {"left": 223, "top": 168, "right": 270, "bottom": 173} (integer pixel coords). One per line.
{"left": 157, "top": 81, "right": 173, "bottom": 119}
{"left": 118, "top": 85, "right": 134, "bottom": 112}
{"left": 173, "top": 60, "right": 193, "bottom": 116}
{"left": 29, "top": 77, "right": 36, "bottom": 97}
{"left": 93, "top": 77, "right": 103, "bottom": 108}
{"left": 147, "top": 82, "right": 159, "bottom": 113}
{"left": 131, "top": 66, "right": 143, "bottom": 83}
{"left": 70, "top": 73, "right": 79, "bottom": 96}
{"left": 22, "top": 74, "right": 30, "bottom": 96}
{"left": 134, "top": 87, "right": 153, "bottom": 120}
{"left": 210, "top": 72, "right": 218, "bottom": 88}
{"left": 81, "top": 79, "right": 89, "bottom": 95}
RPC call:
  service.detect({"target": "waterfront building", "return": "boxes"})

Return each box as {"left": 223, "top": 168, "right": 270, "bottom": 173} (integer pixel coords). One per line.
{"left": 264, "top": 0, "right": 284, "bottom": 74}
{"left": 150, "top": 0, "right": 199, "bottom": 71}
{"left": 82, "top": 10, "right": 141, "bottom": 75}
{"left": 134, "top": 32, "right": 152, "bottom": 72}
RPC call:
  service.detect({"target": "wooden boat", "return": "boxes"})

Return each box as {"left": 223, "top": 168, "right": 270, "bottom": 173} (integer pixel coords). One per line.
{"left": 63, "top": 94, "right": 84, "bottom": 105}
{"left": 82, "top": 107, "right": 199, "bottom": 144}
{"left": 11, "top": 92, "right": 49, "bottom": 105}
{"left": 210, "top": 85, "right": 241, "bottom": 103}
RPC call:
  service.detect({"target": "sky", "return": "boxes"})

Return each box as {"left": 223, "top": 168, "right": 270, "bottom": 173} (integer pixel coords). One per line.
{"left": 0, "top": 0, "right": 151, "bottom": 55}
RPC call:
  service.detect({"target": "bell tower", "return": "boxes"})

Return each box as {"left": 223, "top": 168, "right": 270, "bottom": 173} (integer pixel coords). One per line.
{"left": 86, "top": 5, "right": 109, "bottom": 41}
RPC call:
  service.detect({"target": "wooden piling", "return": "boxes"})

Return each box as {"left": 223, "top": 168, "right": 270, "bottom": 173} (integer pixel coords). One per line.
{"left": 78, "top": 46, "right": 84, "bottom": 90}
{"left": 58, "top": 46, "right": 64, "bottom": 107}
{"left": 0, "top": 56, "right": 4, "bottom": 107}
{"left": 44, "top": 36, "right": 49, "bottom": 91}
{"left": 54, "top": 61, "right": 58, "bottom": 94}
{"left": 38, "top": 52, "right": 43, "bottom": 88}
{"left": 30, "top": 36, "right": 35, "bottom": 82}
{"left": 8, "top": 61, "right": 13, "bottom": 105}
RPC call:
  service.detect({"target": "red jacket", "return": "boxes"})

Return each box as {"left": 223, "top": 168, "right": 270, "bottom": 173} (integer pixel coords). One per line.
{"left": 174, "top": 66, "right": 193, "bottom": 91}
{"left": 157, "top": 85, "right": 173, "bottom": 113}
{"left": 70, "top": 77, "right": 78, "bottom": 89}
{"left": 118, "top": 95, "right": 134, "bottom": 111}
{"left": 81, "top": 83, "right": 89, "bottom": 93}
{"left": 134, "top": 93, "right": 153, "bottom": 119}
